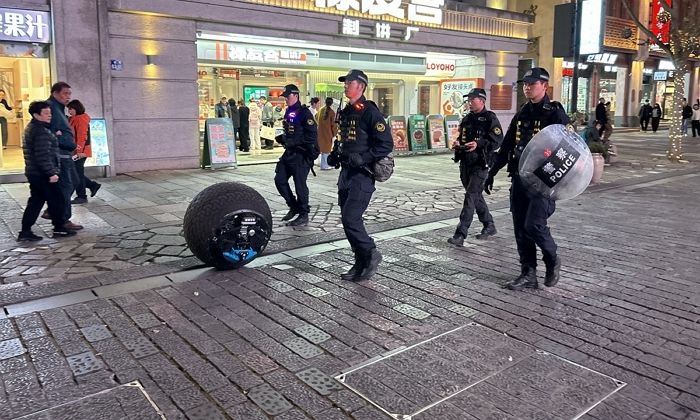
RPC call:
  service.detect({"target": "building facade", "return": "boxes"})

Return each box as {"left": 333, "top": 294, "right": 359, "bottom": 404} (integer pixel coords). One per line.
{"left": 0, "top": 0, "right": 533, "bottom": 180}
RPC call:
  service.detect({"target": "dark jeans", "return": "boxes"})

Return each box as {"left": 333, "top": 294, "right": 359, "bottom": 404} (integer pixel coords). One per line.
{"left": 274, "top": 153, "right": 311, "bottom": 214}
{"left": 21, "top": 175, "right": 65, "bottom": 231}
{"left": 238, "top": 125, "right": 250, "bottom": 151}
{"left": 693, "top": 120, "right": 700, "bottom": 137}
{"left": 338, "top": 167, "right": 376, "bottom": 257}
{"left": 651, "top": 117, "right": 661, "bottom": 132}
{"left": 455, "top": 163, "right": 493, "bottom": 237}
{"left": 74, "top": 157, "right": 98, "bottom": 199}
{"left": 0, "top": 117, "right": 7, "bottom": 147}
{"left": 58, "top": 157, "right": 76, "bottom": 223}
{"left": 510, "top": 175, "right": 557, "bottom": 268}
{"left": 640, "top": 117, "right": 649, "bottom": 131}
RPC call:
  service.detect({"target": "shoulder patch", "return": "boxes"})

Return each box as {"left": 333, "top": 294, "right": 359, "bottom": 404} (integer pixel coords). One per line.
{"left": 307, "top": 118, "right": 315, "bottom": 126}
{"left": 375, "top": 122, "right": 385, "bottom": 132}
{"left": 493, "top": 127, "right": 502, "bottom": 135}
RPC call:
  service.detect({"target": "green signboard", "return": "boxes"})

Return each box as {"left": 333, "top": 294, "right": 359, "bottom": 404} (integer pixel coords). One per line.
{"left": 407, "top": 115, "right": 428, "bottom": 151}
{"left": 244, "top": 86, "right": 268, "bottom": 101}
{"left": 202, "top": 118, "right": 237, "bottom": 169}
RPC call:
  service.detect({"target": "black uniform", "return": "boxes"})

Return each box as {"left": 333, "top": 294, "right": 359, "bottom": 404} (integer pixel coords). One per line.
{"left": 332, "top": 96, "right": 393, "bottom": 266}
{"left": 274, "top": 102, "right": 317, "bottom": 217}
{"left": 489, "top": 95, "right": 569, "bottom": 281}
{"left": 453, "top": 109, "right": 503, "bottom": 240}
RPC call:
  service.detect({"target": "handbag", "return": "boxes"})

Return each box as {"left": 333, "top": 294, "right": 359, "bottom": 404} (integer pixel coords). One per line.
{"left": 373, "top": 154, "right": 394, "bottom": 182}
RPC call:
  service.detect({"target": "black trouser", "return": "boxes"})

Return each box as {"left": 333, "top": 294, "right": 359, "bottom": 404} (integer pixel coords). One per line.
{"left": 651, "top": 117, "right": 661, "bottom": 132}
{"left": 275, "top": 152, "right": 311, "bottom": 214}
{"left": 21, "top": 175, "right": 65, "bottom": 231}
{"left": 510, "top": 175, "right": 557, "bottom": 269}
{"left": 692, "top": 120, "right": 700, "bottom": 137}
{"left": 74, "top": 157, "right": 98, "bottom": 199}
{"left": 338, "top": 167, "right": 376, "bottom": 257}
{"left": 263, "top": 121, "right": 274, "bottom": 147}
{"left": 455, "top": 163, "right": 493, "bottom": 237}
{"left": 640, "top": 117, "right": 649, "bottom": 131}
{"left": 0, "top": 117, "right": 7, "bottom": 147}
{"left": 238, "top": 125, "right": 250, "bottom": 151}
{"left": 58, "top": 157, "right": 76, "bottom": 223}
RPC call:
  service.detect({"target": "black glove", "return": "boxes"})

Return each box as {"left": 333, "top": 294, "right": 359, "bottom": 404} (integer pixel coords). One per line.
{"left": 348, "top": 153, "right": 364, "bottom": 168}
{"left": 275, "top": 134, "right": 286, "bottom": 145}
{"left": 484, "top": 174, "right": 494, "bottom": 195}
{"left": 327, "top": 152, "right": 339, "bottom": 169}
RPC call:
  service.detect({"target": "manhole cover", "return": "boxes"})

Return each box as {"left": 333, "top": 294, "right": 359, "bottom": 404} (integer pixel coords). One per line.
{"left": 13, "top": 381, "right": 165, "bottom": 419}
{"left": 335, "top": 323, "right": 625, "bottom": 419}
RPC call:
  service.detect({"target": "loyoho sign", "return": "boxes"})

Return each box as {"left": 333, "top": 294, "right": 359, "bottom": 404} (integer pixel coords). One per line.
{"left": 425, "top": 56, "right": 455, "bottom": 76}
{"left": 0, "top": 8, "right": 51, "bottom": 44}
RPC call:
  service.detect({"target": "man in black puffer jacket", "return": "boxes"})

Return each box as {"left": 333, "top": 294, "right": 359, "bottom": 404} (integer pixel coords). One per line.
{"left": 18, "top": 101, "right": 75, "bottom": 241}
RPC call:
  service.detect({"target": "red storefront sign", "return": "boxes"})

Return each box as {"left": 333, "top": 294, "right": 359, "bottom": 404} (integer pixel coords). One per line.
{"left": 650, "top": 0, "right": 672, "bottom": 44}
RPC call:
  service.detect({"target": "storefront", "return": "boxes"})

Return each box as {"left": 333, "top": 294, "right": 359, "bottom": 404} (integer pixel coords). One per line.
{"left": 0, "top": 6, "right": 52, "bottom": 177}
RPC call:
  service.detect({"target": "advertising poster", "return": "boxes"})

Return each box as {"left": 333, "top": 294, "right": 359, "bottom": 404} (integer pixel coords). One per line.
{"left": 388, "top": 116, "right": 408, "bottom": 152}
{"left": 407, "top": 115, "right": 428, "bottom": 151}
{"left": 86, "top": 119, "right": 110, "bottom": 167}
{"left": 427, "top": 115, "right": 447, "bottom": 149}
{"left": 439, "top": 78, "right": 483, "bottom": 118}
{"left": 445, "top": 115, "right": 461, "bottom": 147}
{"left": 203, "top": 118, "right": 237, "bottom": 169}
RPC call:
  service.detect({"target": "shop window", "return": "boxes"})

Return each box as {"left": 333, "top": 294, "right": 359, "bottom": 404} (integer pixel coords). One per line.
{"left": 319, "top": 51, "right": 350, "bottom": 60}
{"left": 418, "top": 81, "right": 439, "bottom": 116}
{"left": 376, "top": 55, "right": 401, "bottom": 63}
{"left": 351, "top": 53, "right": 374, "bottom": 62}
{"left": 402, "top": 57, "right": 425, "bottom": 65}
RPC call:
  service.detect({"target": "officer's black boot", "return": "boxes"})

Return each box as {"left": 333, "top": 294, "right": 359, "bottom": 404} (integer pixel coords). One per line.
{"left": 447, "top": 234, "right": 465, "bottom": 247}
{"left": 281, "top": 208, "right": 298, "bottom": 222}
{"left": 503, "top": 266, "right": 538, "bottom": 290}
{"left": 341, "top": 254, "right": 363, "bottom": 281}
{"left": 355, "top": 249, "right": 382, "bottom": 281}
{"left": 476, "top": 223, "right": 497, "bottom": 240}
{"left": 544, "top": 256, "right": 561, "bottom": 287}
{"left": 288, "top": 213, "right": 308, "bottom": 226}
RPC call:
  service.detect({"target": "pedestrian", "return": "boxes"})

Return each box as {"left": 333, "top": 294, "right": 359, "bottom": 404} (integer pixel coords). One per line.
{"left": 238, "top": 99, "right": 250, "bottom": 152}
{"left": 595, "top": 97, "right": 607, "bottom": 136}
{"left": 581, "top": 120, "right": 603, "bottom": 144}
{"left": 228, "top": 97, "right": 240, "bottom": 131}
{"left": 309, "top": 97, "right": 321, "bottom": 118}
{"left": 692, "top": 103, "right": 700, "bottom": 138}
{"left": 651, "top": 103, "right": 662, "bottom": 133}
{"left": 274, "top": 84, "right": 318, "bottom": 227}
{"left": 17, "top": 101, "right": 75, "bottom": 241}
{"left": 248, "top": 98, "right": 262, "bottom": 155}
{"left": 327, "top": 70, "right": 393, "bottom": 281}
{"left": 485, "top": 67, "right": 569, "bottom": 290}
{"left": 215, "top": 96, "right": 231, "bottom": 118}
{"left": 67, "top": 99, "right": 101, "bottom": 204}
{"left": 448, "top": 88, "right": 503, "bottom": 247}
{"left": 46, "top": 81, "right": 83, "bottom": 232}
{"left": 682, "top": 98, "right": 692, "bottom": 136}
{"left": 0, "top": 89, "right": 13, "bottom": 150}
{"left": 317, "top": 97, "right": 337, "bottom": 170}
{"left": 260, "top": 96, "right": 275, "bottom": 149}
{"left": 638, "top": 100, "right": 651, "bottom": 131}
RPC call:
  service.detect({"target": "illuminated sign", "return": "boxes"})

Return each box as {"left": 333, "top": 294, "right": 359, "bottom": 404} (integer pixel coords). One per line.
{"left": 0, "top": 7, "right": 51, "bottom": 43}
{"left": 316, "top": 0, "right": 445, "bottom": 25}
{"left": 425, "top": 56, "right": 455, "bottom": 76}
{"left": 579, "top": 0, "right": 604, "bottom": 55}
{"left": 586, "top": 53, "right": 618, "bottom": 64}
{"left": 340, "top": 18, "right": 420, "bottom": 40}
{"left": 198, "top": 41, "right": 313, "bottom": 65}
{"left": 658, "top": 60, "right": 675, "bottom": 70}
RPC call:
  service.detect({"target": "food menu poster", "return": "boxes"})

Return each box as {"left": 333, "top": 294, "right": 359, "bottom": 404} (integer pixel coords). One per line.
{"left": 85, "top": 119, "right": 110, "bottom": 167}
{"left": 427, "top": 115, "right": 446, "bottom": 149}
{"left": 206, "top": 118, "right": 237, "bottom": 167}
{"left": 445, "top": 115, "right": 461, "bottom": 147}
{"left": 389, "top": 117, "right": 408, "bottom": 152}
{"left": 439, "top": 78, "right": 484, "bottom": 117}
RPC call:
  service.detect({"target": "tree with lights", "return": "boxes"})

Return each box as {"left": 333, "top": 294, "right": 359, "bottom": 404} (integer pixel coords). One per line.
{"left": 621, "top": 0, "right": 699, "bottom": 162}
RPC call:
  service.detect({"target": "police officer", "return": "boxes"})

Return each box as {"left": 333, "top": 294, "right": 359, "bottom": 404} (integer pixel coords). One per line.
{"left": 485, "top": 67, "right": 569, "bottom": 290}
{"left": 448, "top": 88, "right": 503, "bottom": 247}
{"left": 275, "top": 84, "right": 318, "bottom": 227}
{"left": 328, "top": 70, "right": 393, "bottom": 281}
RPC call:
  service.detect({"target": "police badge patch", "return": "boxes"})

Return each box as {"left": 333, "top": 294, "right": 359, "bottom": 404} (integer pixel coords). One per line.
{"left": 307, "top": 119, "right": 315, "bottom": 125}
{"left": 376, "top": 123, "right": 385, "bottom": 132}
{"left": 493, "top": 127, "right": 502, "bottom": 135}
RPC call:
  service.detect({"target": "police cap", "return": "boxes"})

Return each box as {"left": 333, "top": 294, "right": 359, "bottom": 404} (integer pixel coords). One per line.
{"left": 463, "top": 88, "right": 487, "bottom": 101}
{"left": 280, "top": 84, "right": 300, "bottom": 97}
{"left": 518, "top": 67, "right": 550, "bottom": 83}
{"left": 338, "top": 69, "right": 369, "bottom": 85}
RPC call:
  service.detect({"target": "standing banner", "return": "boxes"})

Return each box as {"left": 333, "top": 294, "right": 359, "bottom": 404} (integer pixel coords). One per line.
{"left": 202, "top": 118, "right": 237, "bottom": 169}
{"left": 445, "top": 115, "right": 461, "bottom": 148}
{"left": 427, "top": 115, "right": 447, "bottom": 149}
{"left": 439, "top": 78, "right": 484, "bottom": 118}
{"left": 407, "top": 115, "right": 428, "bottom": 151}
{"left": 388, "top": 116, "right": 409, "bottom": 152}
{"left": 86, "top": 119, "right": 110, "bottom": 167}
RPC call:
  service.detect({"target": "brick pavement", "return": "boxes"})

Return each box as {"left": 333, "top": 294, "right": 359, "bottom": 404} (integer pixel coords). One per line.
{"left": 0, "top": 157, "right": 698, "bottom": 419}
{"left": 0, "top": 132, "right": 697, "bottom": 305}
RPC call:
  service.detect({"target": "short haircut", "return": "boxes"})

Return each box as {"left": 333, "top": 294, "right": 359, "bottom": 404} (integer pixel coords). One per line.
{"left": 51, "top": 81, "right": 71, "bottom": 94}
{"left": 29, "top": 100, "right": 50, "bottom": 116}
{"left": 310, "top": 97, "right": 320, "bottom": 104}
{"left": 67, "top": 99, "right": 86, "bottom": 115}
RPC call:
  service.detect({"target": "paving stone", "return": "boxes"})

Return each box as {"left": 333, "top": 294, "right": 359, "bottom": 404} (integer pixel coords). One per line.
{"left": 448, "top": 304, "right": 479, "bottom": 318}
{"left": 0, "top": 338, "right": 26, "bottom": 360}
{"left": 131, "top": 313, "right": 162, "bottom": 329}
{"left": 80, "top": 325, "right": 113, "bottom": 342}
{"left": 294, "top": 325, "right": 331, "bottom": 344}
{"left": 305, "top": 287, "right": 330, "bottom": 297}
{"left": 148, "top": 235, "right": 186, "bottom": 246}
{"left": 393, "top": 304, "right": 431, "bottom": 320}
{"left": 283, "top": 337, "right": 324, "bottom": 359}
{"left": 248, "top": 383, "right": 293, "bottom": 415}
{"left": 268, "top": 280, "right": 295, "bottom": 293}
{"left": 122, "top": 336, "right": 159, "bottom": 359}
{"left": 296, "top": 367, "right": 343, "bottom": 395}
{"left": 66, "top": 351, "right": 104, "bottom": 376}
